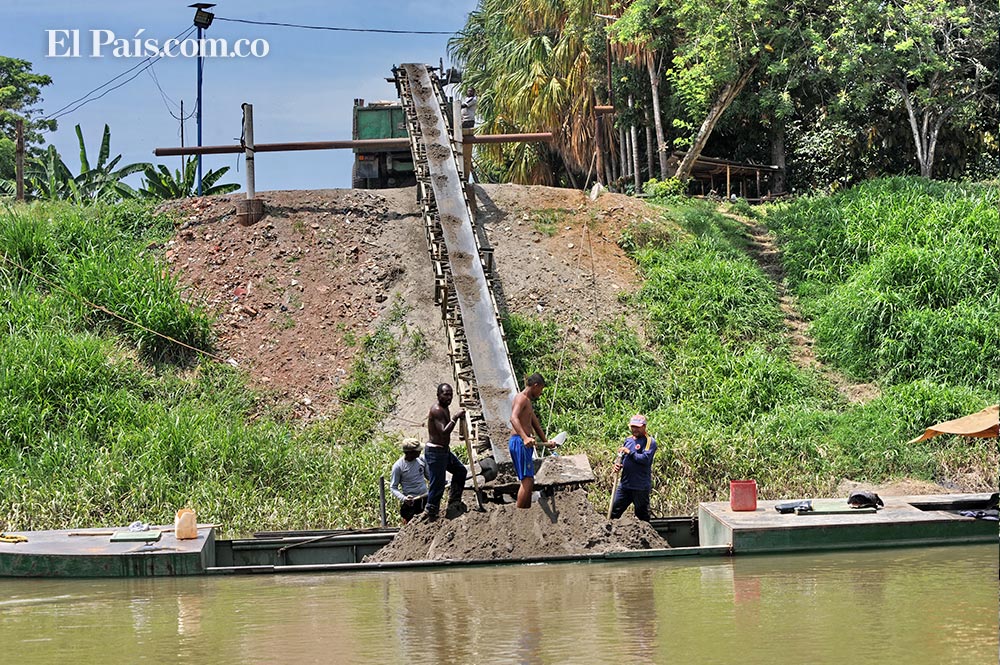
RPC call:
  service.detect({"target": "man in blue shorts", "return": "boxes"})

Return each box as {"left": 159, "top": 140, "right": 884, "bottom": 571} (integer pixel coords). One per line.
{"left": 509, "top": 373, "right": 557, "bottom": 508}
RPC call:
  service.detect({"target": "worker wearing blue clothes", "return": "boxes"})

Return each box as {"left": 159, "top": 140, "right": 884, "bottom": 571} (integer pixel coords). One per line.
{"left": 509, "top": 373, "right": 558, "bottom": 509}
{"left": 610, "top": 414, "right": 657, "bottom": 522}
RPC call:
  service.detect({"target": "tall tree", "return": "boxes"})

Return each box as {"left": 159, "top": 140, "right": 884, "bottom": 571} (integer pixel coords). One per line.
{"left": 608, "top": 0, "right": 672, "bottom": 178}
{"left": 829, "top": 0, "right": 998, "bottom": 178}
{"left": 0, "top": 57, "right": 55, "bottom": 180}
{"left": 450, "top": 0, "right": 612, "bottom": 184}
{"left": 667, "top": 0, "right": 786, "bottom": 181}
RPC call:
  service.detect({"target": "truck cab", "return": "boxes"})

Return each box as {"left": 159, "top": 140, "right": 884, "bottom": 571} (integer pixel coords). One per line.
{"left": 351, "top": 99, "right": 415, "bottom": 189}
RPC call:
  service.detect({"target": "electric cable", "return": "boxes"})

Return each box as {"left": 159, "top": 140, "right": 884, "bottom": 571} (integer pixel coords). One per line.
{"left": 43, "top": 26, "right": 196, "bottom": 122}
{"left": 214, "top": 16, "right": 454, "bottom": 35}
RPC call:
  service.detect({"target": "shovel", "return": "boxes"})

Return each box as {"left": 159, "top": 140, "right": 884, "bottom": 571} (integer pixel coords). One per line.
{"left": 459, "top": 417, "right": 487, "bottom": 512}
{"left": 606, "top": 453, "right": 623, "bottom": 520}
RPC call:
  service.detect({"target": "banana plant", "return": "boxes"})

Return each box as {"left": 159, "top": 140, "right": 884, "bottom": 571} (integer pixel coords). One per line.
{"left": 25, "top": 144, "right": 74, "bottom": 200}
{"left": 25, "top": 124, "right": 149, "bottom": 204}
{"left": 138, "top": 157, "right": 240, "bottom": 199}
{"left": 71, "top": 124, "right": 148, "bottom": 202}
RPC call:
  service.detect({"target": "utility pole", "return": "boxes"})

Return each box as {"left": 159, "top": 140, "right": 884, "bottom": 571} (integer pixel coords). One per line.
{"left": 190, "top": 3, "right": 215, "bottom": 196}
{"left": 15, "top": 118, "right": 24, "bottom": 201}
{"left": 180, "top": 99, "right": 185, "bottom": 175}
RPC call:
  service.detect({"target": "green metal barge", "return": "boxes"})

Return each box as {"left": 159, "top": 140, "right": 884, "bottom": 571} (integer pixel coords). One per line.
{"left": 0, "top": 493, "right": 994, "bottom": 578}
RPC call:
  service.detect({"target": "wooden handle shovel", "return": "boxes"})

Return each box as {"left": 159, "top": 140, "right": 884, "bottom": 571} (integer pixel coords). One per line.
{"left": 460, "top": 417, "right": 487, "bottom": 512}
{"left": 607, "top": 459, "right": 622, "bottom": 520}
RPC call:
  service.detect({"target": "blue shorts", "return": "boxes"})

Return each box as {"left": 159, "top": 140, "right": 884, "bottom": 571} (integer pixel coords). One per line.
{"left": 509, "top": 434, "right": 534, "bottom": 480}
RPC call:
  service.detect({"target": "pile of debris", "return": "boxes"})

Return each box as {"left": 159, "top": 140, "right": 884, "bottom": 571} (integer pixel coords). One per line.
{"left": 366, "top": 488, "right": 668, "bottom": 563}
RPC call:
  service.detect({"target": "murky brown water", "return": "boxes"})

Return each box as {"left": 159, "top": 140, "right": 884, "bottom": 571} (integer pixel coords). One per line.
{"left": 1, "top": 544, "right": 996, "bottom": 664}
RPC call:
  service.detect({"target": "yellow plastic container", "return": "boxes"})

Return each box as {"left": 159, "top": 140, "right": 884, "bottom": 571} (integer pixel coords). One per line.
{"left": 174, "top": 508, "right": 198, "bottom": 539}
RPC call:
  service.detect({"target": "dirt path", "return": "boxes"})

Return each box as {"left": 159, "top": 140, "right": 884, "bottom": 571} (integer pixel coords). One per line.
{"left": 722, "top": 209, "right": 880, "bottom": 404}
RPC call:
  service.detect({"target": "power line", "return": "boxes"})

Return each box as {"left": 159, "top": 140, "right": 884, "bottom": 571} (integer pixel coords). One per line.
{"left": 43, "top": 26, "right": 196, "bottom": 122}
{"left": 0, "top": 249, "right": 427, "bottom": 427}
{"left": 146, "top": 66, "right": 195, "bottom": 121}
{"left": 214, "top": 16, "right": 455, "bottom": 35}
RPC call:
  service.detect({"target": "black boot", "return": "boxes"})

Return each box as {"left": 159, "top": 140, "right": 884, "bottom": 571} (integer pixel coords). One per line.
{"left": 424, "top": 503, "right": 439, "bottom": 522}
{"left": 446, "top": 490, "right": 466, "bottom": 518}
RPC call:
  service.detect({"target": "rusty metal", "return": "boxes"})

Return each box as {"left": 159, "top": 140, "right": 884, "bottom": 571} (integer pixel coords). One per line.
{"left": 153, "top": 133, "right": 551, "bottom": 157}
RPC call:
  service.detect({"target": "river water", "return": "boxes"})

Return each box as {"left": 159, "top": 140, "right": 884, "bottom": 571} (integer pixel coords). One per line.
{"left": 1, "top": 544, "right": 996, "bottom": 664}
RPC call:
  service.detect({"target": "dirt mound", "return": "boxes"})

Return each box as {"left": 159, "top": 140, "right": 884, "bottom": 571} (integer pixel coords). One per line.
{"left": 366, "top": 489, "right": 668, "bottom": 562}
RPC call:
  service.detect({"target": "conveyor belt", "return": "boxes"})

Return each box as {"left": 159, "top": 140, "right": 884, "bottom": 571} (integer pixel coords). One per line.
{"left": 395, "top": 63, "right": 516, "bottom": 465}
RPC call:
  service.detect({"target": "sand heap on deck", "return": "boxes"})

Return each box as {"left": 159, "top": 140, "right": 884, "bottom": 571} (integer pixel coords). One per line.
{"left": 366, "top": 489, "right": 668, "bottom": 563}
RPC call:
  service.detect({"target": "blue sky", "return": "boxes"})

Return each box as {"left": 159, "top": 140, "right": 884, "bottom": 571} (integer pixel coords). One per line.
{"left": 3, "top": 1, "right": 476, "bottom": 191}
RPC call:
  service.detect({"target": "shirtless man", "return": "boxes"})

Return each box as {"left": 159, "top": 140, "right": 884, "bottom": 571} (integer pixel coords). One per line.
{"left": 509, "top": 373, "right": 557, "bottom": 508}
{"left": 424, "top": 383, "right": 468, "bottom": 520}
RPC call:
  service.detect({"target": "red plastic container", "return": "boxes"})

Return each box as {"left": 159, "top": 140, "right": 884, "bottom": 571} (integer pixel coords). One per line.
{"left": 730, "top": 480, "right": 758, "bottom": 511}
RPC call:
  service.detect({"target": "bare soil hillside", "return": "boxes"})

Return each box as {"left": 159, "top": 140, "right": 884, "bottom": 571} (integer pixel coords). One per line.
{"left": 161, "top": 184, "right": 657, "bottom": 438}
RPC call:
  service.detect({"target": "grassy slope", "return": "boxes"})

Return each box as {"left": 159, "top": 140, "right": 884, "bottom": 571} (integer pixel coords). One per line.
{"left": 512, "top": 182, "right": 996, "bottom": 512}
{"left": 1, "top": 180, "right": 995, "bottom": 531}
{"left": 0, "top": 201, "right": 408, "bottom": 534}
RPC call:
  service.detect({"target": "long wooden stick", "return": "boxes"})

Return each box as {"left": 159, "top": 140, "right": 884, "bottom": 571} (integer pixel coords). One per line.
{"left": 68, "top": 524, "right": 220, "bottom": 537}
{"left": 607, "top": 461, "right": 622, "bottom": 520}
{"left": 460, "top": 418, "right": 486, "bottom": 511}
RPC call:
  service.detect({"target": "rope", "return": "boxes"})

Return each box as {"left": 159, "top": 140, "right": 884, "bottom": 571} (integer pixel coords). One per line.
{"left": 543, "top": 220, "right": 601, "bottom": 435}
{"left": 0, "top": 250, "right": 426, "bottom": 427}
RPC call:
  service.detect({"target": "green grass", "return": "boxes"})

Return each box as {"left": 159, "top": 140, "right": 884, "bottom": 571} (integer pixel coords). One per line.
{"left": 764, "top": 177, "right": 1000, "bottom": 389}
{"left": 0, "top": 201, "right": 407, "bottom": 534}
{"left": 507, "top": 191, "right": 995, "bottom": 515}
{"left": 1, "top": 187, "right": 995, "bottom": 532}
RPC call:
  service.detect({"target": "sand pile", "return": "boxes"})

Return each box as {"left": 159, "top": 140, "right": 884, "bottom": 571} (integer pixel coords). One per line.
{"left": 366, "top": 489, "right": 668, "bottom": 563}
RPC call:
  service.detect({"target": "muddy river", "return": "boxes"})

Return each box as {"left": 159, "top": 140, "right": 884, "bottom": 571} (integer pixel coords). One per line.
{"left": 1, "top": 544, "right": 995, "bottom": 664}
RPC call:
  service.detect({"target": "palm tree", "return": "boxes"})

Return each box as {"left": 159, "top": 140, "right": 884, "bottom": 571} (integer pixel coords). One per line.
{"left": 450, "top": 0, "right": 613, "bottom": 185}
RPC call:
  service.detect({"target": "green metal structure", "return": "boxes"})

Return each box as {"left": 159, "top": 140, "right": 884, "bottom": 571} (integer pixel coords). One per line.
{"left": 351, "top": 99, "right": 415, "bottom": 188}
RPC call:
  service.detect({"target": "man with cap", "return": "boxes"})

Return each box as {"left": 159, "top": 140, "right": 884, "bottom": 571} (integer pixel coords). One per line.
{"left": 390, "top": 438, "right": 429, "bottom": 524}
{"left": 610, "top": 414, "right": 657, "bottom": 522}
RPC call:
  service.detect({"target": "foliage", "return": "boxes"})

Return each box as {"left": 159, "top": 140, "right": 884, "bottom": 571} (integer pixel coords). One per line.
{"left": 827, "top": 0, "right": 999, "bottom": 177}
{"left": 0, "top": 201, "right": 211, "bottom": 359}
{"left": 0, "top": 200, "right": 409, "bottom": 533}
{"left": 766, "top": 176, "right": 1000, "bottom": 389}
{"left": 642, "top": 176, "right": 686, "bottom": 199}
{"left": 449, "top": 0, "right": 610, "bottom": 183}
{"left": 25, "top": 124, "right": 150, "bottom": 204}
{"left": 139, "top": 158, "right": 240, "bottom": 200}
{"left": 0, "top": 57, "right": 56, "bottom": 180}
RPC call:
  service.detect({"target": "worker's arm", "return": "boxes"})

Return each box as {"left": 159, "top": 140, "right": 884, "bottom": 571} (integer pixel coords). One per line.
{"left": 630, "top": 437, "right": 657, "bottom": 465}
{"left": 389, "top": 463, "right": 406, "bottom": 501}
{"left": 531, "top": 409, "right": 546, "bottom": 442}
{"left": 429, "top": 405, "right": 465, "bottom": 439}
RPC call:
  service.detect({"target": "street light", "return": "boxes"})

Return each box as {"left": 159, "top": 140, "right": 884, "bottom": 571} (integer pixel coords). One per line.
{"left": 189, "top": 3, "right": 215, "bottom": 195}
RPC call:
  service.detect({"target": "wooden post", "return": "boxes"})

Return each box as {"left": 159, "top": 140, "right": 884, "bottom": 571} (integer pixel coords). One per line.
{"left": 15, "top": 118, "right": 24, "bottom": 201}
{"left": 595, "top": 114, "right": 605, "bottom": 185}
{"left": 236, "top": 103, "right": 263, "bottom": 225}
{"left": 453, "top": 95, "right": 464, "bottom": 179}
{"left": 244, "top": 103, "right": 255, "bottom": 200}
{"left": 726, "top": 164, "right": 731, "bottom": 199}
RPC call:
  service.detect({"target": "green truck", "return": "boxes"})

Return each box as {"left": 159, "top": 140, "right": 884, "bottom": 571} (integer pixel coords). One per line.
{"left": 351, "top": 98, "right": 415, "bottom": 189}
